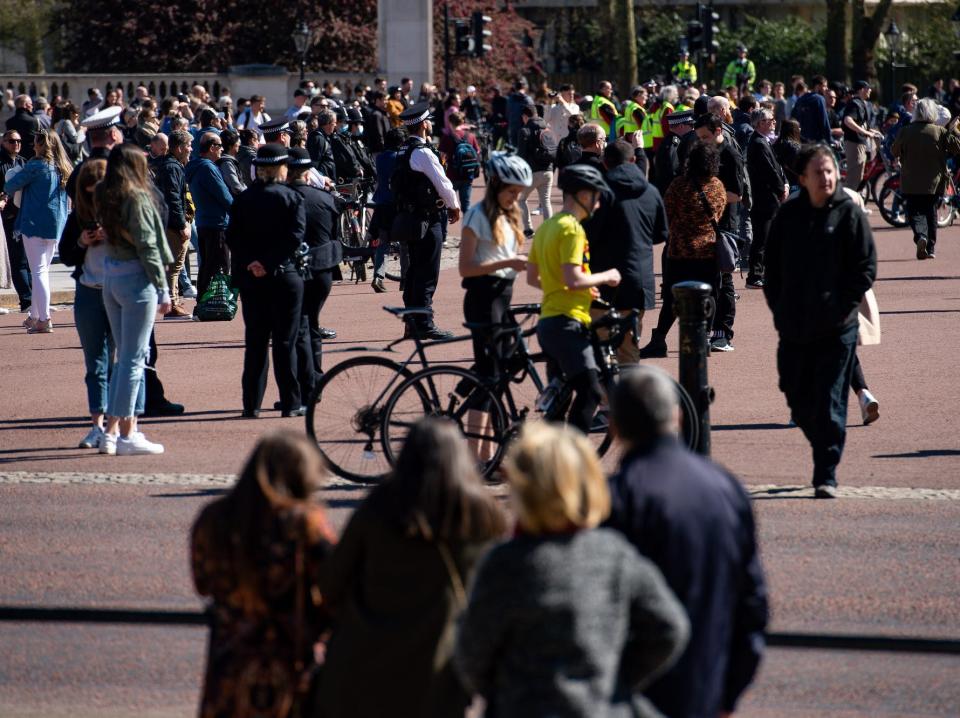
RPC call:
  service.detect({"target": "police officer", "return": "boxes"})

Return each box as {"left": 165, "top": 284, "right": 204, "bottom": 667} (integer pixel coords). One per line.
{"left": 395, "top": 101, "right": 461, "bottom": 340}
{"left": 225, "top": 144, "right": 309, "bottom": 418}
{"left": 723, "top": 44, "right": 757, "bottom": 94}
{"left": 260, "top": 118, "right": 292, "bottom": 147}
{"left": 345, "top": 107, "right": 376, "bottom": 182}
{"left": 671, "top": 51, "right": 698, "bottom": 86}
{"left": 286, "top": 147, "right": 341, "bottom": 401}
{"left": 329, "top": 105, "right": 363, "bottom": 183}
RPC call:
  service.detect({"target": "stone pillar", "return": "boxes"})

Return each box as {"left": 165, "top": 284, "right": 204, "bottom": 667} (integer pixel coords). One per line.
{"left": 378, "top": 0, "right": 434, "bottom": 90}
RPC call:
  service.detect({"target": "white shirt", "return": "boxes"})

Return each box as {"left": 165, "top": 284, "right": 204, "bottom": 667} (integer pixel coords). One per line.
{"left": 284, "top": 103, "right": 307, "bottom": 121}
{"left": 409, "top": 144, "right": 460, "bottom": 210}
{"left": 237, "top": 109, "right": 271, "bottom": 135}
{"left": 545, "top": 101, "right": 580, "bottom": 153}
{"left": 462, "top": 204, "right": 519, "bottom": 279}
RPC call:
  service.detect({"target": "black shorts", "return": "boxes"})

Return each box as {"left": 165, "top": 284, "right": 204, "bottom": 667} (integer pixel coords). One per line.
{"left": 536, "top": 315, "right": 597, "bottom": 380}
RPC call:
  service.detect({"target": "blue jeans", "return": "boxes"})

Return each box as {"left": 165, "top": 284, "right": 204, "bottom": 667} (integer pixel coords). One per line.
{"left": 74, "top": 282, "right": 145, "bottom": 416}
{"left": 454, "top": 180, "right": 473, "bottom": 216}
{"left": 102, "top": 259, "right": 157, "bottom": 419}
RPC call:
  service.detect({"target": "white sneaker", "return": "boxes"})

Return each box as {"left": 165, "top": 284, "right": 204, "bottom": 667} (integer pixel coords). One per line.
{"left": 181, "top": 285, "right": 198, "bottom": 298}
{"left": 99, "top": 432, "right": 118, "bottom": 455}
{"left": 79, "top": 426, "right": 104, "bottom": 449}
{"left": 858, "top": 389, "right": 879, "bottom": 425}
{"left": 116, "top": 432, "right": 165, "bottom": 455}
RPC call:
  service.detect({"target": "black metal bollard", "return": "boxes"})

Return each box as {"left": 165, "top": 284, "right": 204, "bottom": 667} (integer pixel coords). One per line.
{"left": 672, "top": 281, "right": 714, "bottom": 456}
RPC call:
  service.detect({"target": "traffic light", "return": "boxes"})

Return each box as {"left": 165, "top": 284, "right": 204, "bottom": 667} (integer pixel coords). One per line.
{"left": 701, "top": 4, "right": 720, "bottom": 55}
{"left": 454, "top": 20, "right": 472, "bottom": 56}
{"left": 473, "top": 11, "right": 492, "bottom": 57}
{"left": 686, "top": 19, "right": 704, "bottom": 52}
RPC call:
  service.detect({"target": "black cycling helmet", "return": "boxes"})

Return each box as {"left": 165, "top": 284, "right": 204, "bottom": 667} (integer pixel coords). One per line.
{"left": 558, "top": 164, "right": 610, "bottom": 195}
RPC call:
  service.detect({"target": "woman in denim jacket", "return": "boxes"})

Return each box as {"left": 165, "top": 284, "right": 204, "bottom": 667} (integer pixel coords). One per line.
{"left": 94, "top": 144, "right": 173, "bottom": 456}
{"left": 5, "top": 129, "right": 72, "bottom": 333}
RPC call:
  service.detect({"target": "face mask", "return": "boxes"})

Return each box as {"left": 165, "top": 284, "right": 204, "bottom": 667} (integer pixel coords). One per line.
{"left": 339, "top": 125, "right": 349, "bottom": 134}
{"left": 765, "top": 130, "right": 777, "bottom": 141}
{"left": 351, "top": 126, "right": 364, "bottom": 137}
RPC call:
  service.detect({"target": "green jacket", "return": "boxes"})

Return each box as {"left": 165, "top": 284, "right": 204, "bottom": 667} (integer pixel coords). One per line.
{"left": 723, "top": 59, "right": 756, "bottom": 91}
{"left": 891, "top": 121, "right": 960, "bottom": 195}
{"left": 106, "top": 189, "right": 173, "bottom": 291}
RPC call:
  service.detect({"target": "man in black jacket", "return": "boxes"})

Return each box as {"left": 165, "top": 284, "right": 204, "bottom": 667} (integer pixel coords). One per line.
{"left": 306, "top": 109, "right": 337, "bottom": 181}
{"left": 363, "top": 91, "right": 392, "bottom": 155}
{"left": 516, "top": 105, "right": 555, "bottom": 236}
{"left": 155, "top": 129, "right": 192, "bottom": 317}
{"left": 5, "top": 95, "right": 40, "bottom": 160}
{"left": 764, "top": 145, "right": 877, "bottom": 498}
{"left": 745, "top": 109, "right": 787, "bottom": 288}
{"left": 0, "top": 130, "right": 28, "bottom": 310}
{"left": 593, "top": 141, "right": 667, "bottom": 363}
{"left": 329, "top": 106, "right": 363, "bottom": 183}
{"left": 605, "top": 366, "right": 768, "bottom": 718}
{"left": 652, "top": 110, "right": 695, "bottom": 196}
{"left": 570, "top": 121, "right": 606, "bottom": 174}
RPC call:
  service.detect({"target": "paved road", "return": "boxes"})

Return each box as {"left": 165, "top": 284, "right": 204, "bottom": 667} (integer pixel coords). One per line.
{"left": 1, "top": 201, "right": 959, "bottom": 716}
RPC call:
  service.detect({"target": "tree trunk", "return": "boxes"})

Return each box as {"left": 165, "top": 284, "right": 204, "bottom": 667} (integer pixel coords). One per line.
{"left": 851, "top": 0, "right": 894, "bottom": 91}
{"left": 600, "top": 0, "right": 637, "bottom": 98}
{"left": 20, "top": 0, "right": 46, "bottom": 73}
{"left": 825, "top": 0, "right": 848, "bottom": 84}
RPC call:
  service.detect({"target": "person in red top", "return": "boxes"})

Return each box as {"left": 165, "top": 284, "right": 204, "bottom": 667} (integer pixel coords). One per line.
{"left": 438, "top": 111, "right": 481, "bottom": 214}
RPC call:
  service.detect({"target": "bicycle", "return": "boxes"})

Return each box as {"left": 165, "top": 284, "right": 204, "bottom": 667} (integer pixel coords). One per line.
{"left": 336, "top": 178, "right": 376, "bottom": 282}
{"left": 304, "top": 306, "right": 469, "bottom": 483}
{"left": 378, "top": 302, "right": 699, "bottom": 479}
{"left": 878, "top": 172, "right": 955, "bottom": 229}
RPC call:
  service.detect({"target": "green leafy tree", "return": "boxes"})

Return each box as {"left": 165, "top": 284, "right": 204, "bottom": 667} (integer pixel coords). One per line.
{"left": 0, "top": 0, "right": 62, "bottom": 72}
{"left": 635, "top": 11, "right": 686, "bottom": 85}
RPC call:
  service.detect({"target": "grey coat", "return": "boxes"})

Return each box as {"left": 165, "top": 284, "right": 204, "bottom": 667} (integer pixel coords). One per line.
{"left": 455, "top": 528, "right": 689, "bottom": 718}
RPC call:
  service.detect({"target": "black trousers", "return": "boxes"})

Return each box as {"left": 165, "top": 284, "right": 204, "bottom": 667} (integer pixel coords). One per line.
{"left": 777, "top": 324, "right": 858, "bottom": 487}
{"left": 904, "top": 194, "right": 938, "bottom": 254}
{"left": 748, "top": 208, "right": 776, "bottom": 281}
{"left": 239, "top": 268, "right": 304, "bottom": 413}
{"left": 196, "top": 226, "right": 230, "bottom": 300}
{"left": 715, "top": 271, "right": 736, "bottom": 339}
{"left": 4, "top": 216, "right": 31, "bottom": 309}
{"left": 402, "top": 213, "right": 445, "bottom": 328}
{"left": 296, "top": 270, "right": 333, "bottom": 402}
{"left": 653, "top": 256, "right": 719, "bottom": 336}
{"left": 143, "top": 329, "right": 169, "bottom": 409}
{"left": 463, "top": 275, "right": 515, "bottom": 380}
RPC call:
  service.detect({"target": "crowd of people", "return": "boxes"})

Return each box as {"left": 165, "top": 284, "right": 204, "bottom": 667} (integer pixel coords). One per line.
{"left": 0, "top": 56, "right": 953, "bottom": 482}
{"left": 192, "top": 363, "right": 766, "bottom": 718}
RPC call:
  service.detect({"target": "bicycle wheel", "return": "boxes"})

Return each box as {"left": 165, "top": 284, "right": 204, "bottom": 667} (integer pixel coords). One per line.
{"left": 381, "top": 365, "right": 510, "bottom": 478}
{"left": 937, "top": 181, "right": 956, "bottom": 228}
{"left": 306, "top": 356, "right": 414, "bottom": 483}
{"left": 878, "top": 182, "right": 908, "bottom": 228}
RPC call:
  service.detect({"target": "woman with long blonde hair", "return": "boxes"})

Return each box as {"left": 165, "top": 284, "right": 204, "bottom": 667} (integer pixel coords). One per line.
{"left": 94, "top": 143, "right": 172, "bottom": 455}
{"left": 5, "top": 129, "right": 72, "bottom": 332}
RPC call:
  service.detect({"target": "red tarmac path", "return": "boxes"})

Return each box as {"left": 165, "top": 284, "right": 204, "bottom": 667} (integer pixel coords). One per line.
{"left": 1, "top": 206, "right": 959, "bottom": 715}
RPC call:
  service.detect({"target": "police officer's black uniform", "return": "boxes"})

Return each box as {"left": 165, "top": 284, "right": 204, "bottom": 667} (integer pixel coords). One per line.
{"left": 329, "top": 107, "right": 363, "bottom": 183}
{"left": 286, "top": 148, "right": 342, "bottom": 401}
{"left": 225, "top": 144, "right": 308, "bottom": 417}
{"left": 393, "top": 102, "right": 459, "bottom": 338}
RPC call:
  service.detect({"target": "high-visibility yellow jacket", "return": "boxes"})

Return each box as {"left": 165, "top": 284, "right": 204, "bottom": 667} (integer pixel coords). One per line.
{"left": 671, "top": 60, "right": 698, "bottom": 84}
{"left": 589, "top": 94, "right": 619, "bottom": 136}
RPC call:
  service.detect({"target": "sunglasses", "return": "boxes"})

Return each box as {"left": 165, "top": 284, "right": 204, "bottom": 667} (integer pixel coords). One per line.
{"left": 4, "top": 138, "right": 21, "bottom": 144}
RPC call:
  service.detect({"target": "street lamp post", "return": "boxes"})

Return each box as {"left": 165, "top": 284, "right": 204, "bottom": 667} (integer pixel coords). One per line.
{"left": 952, "top": 4, "right": 960, "bottom": 59}
{"left": 293, "top": 21, "right": 311, "bottom": 82}
{"left": 884, "top": 20, "right": 902, "bottom": 105}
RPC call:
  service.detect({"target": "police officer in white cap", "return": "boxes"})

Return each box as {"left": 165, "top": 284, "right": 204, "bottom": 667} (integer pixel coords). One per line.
{"left": 66, "top": 105, "right": 124, "bottom": 200}
{"left": 394, "top": 101, "right": 461, "bottom": 339}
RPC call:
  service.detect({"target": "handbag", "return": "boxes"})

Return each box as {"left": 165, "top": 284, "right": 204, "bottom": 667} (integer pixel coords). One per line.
{"left": 857, "top": 288, "right": 881, "bottom": 346}
{"left": 194, "top": 272, "right": 239, "bottom": 321}
{"left": 696, "top": 187, "right": 740, "bottom": 273}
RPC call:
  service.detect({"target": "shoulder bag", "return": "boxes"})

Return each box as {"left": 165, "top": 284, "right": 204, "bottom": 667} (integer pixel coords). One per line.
{"left": 696, "top": 186, "right": 740, "bottom": 273}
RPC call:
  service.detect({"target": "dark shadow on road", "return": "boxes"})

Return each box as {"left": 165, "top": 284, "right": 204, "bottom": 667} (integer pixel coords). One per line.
{"left": 151, "top": 488, "right": 230, "bottom": 498}
{"left": 874, "top": 449, "right": 960, "bottom": 458}
{"left": 749, "top": 487, "right": 817, "bottom": 501}
{"left": 880, "top": 309, "right": 960, "bottom": 315}
{"left": 0, "top": 451, "right": 99, "bottom": 464}
{"left": 0, "top": 416, "right": 88, "bottom": 425}
{"left": 875, "top": 275, "right": 960, "bottom": 282}
{"left": 713, "top": 422, "right": 793, "bottom": 431}
{"left": 323, "top": 497, "right": 365, "bottom": 510}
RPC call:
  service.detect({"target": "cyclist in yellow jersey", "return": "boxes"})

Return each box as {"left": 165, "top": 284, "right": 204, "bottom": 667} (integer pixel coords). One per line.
{"left": 527, "top": 164, "right": 620, "bottom": 434}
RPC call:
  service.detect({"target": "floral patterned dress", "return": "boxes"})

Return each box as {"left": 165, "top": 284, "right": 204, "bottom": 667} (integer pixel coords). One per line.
{"left": 191, "top": 500, "right": 336, "bottom": 718}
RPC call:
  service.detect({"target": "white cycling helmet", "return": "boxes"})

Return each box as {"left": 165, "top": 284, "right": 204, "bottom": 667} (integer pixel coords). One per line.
{"left": 487, "top": 152, "right": 533, "bottom": 187}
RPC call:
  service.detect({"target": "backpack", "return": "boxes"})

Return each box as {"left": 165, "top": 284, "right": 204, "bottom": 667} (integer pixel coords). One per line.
{"left": 450, "top": 135, "right": 480, "bottom": 180}
{"left": 527, "top": 124, "right": 555, "bottom": 167}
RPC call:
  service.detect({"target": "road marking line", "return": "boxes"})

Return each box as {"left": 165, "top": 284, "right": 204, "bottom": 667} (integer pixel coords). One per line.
{"left": 1, "top": 473, "right": 959, "bottom": 500}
